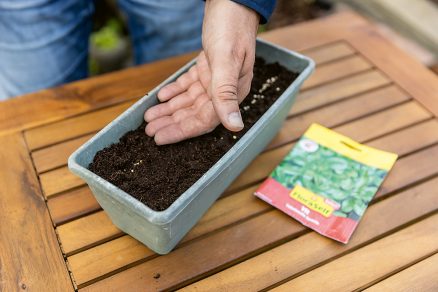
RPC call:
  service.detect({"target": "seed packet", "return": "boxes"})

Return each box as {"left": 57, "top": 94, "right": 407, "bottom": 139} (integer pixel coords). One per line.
{"left": 254, "top": 123, "right": 397, "bottom": 243}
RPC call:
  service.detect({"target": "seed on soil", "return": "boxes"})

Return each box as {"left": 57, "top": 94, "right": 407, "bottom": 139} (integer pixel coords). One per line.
{"left": 251, "top": 100, "right": 256, "bottom": 104}
{"left": 232, "top": 135, "right": 237, "bottom": 140}
{"left": 243, "top": 105, "right": 250, "bottom": 111}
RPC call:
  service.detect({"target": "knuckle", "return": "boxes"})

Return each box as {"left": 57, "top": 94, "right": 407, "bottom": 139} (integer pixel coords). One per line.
{"left": 214, "top": 84, "right": 238, "bottom": 101}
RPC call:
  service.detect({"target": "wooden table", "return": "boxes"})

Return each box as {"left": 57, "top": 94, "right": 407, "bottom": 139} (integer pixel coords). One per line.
{"left": 1, "top": 11, "right": 437, "bottom": 292}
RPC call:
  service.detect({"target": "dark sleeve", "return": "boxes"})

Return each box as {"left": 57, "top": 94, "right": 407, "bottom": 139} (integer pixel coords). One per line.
{"left": 231, "top": 0, "right": 276, "bottom": 24}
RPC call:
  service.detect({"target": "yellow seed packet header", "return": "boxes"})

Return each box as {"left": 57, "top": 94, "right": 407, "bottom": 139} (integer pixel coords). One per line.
{"left": 304, "top": 124, "right": 398, "bottom": 171}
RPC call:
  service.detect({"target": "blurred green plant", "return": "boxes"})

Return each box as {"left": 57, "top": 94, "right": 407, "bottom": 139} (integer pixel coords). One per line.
{"left": 91, "top": 18, "right": 123, "bottom": 50}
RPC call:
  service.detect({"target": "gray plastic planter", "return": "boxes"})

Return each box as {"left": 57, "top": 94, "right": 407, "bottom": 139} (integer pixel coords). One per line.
{"left": 68, "top": 39, "right": 314, "bottom": 254}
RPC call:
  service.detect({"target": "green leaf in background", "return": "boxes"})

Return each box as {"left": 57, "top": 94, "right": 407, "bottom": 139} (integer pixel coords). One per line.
{"left": 91, "top": 18, "right": 122, "bottom": 50}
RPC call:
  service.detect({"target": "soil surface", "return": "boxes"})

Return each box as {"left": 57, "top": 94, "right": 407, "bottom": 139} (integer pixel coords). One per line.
{"left": 89, "top": 57, "right": 298, "bottom": 211}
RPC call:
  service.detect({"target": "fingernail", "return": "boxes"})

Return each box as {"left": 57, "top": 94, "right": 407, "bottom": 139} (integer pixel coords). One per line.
{"left": 228, "top": 112, "right": 244, "bottom": 129}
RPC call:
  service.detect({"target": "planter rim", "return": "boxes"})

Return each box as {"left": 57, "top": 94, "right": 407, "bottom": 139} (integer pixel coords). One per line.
{"left": 68, "top": 38, "right": 315, "bottom": 225}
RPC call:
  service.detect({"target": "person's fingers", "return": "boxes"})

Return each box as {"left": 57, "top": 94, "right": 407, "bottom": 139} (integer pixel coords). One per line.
{"left": 172, "top": 93, "right": 210, "bottom": 123}
{"left": 144, "top": 81, "right": 205, "bottom": 122}
{"left": 157, "top": 66, "right": 198, "bottom": 102}
{"left": 145, "top": 116, "right": 174, "bottom": 137}
{"left": 237, "top": 71, "right": 253, "bottom": 101}
{"left": 208, "top": 48, "right": 245, "bottom": 132}
{"left": 154, "top": 102, "right": 218, "bottom": 145}
{"left": 196, "top": 52, "right": 211, "bottom": 90}
{"left": 146, "top": 93, "right": 211, "bottom": 137}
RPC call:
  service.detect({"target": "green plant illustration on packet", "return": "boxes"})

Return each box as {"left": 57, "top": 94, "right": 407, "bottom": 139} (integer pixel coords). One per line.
{"left": 271, "top": 139, "right": 387, "bottom": 220}
{"left": 255, "top": 123, "right": 397, "bottom": 243}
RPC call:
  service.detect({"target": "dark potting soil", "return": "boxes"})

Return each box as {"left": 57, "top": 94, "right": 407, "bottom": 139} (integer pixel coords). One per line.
{"left": 89, "top": 57, "right": 298, "bottom": 211}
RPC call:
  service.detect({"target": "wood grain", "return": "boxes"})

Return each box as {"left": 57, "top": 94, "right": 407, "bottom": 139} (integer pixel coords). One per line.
{"left": 57, "top": 211, "right": 121, "bottom": 255}
{"left": 291, "top": 70, "right": 390, "bottom": 116}
{"left": 301, "top": 42, "right": 355, "bottom": 65}
{"left": 32, "top": 133, "right": 95, "bottom": 173}
{"left": 301, "top": 55, "right": 372, "bottom": 90}
{"left": 0, "top": 134, "right": 73, "bottom": 291}
{"left": 280, "top": 100, "right": 432, "bottom": 152}
{"left": 48, "top": 186, "right": 100, "bottom": 226}
{"left": 181, "top": 177, "right": 438, "bottom": 292}
{"left": 364, "top": 253, "right": 438, "bottom": 292}
{"left": 40, "top": 166, "right": 85, "bottom": 198}
{"left": 375, "top": 143, "right": 438, "bottom": 200}
{"left": 348, "top": 27, "right": 438, "bottom": 117}
{"left": 25, "top": 101, "right": 133, "bottom": 151}
{"left": 271, "top": 214, "right": 438, "bottom": 292}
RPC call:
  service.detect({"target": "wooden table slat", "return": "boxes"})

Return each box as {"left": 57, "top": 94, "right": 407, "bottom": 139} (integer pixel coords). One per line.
{"left": 25, "top": 101, "right": 134, "bottom": 151}
{"left": 32, "top": 133, "right": 95, "bottom": 174}
{"left": 40, "top": 166, "right": 85, "bottom": 199}
{"left": 0, "top": 134, "right": 73, "bottom": 291}
{"left": 181, "top": 178, "right": 438, "bottom": 292}
{"left": 299, "top": 42, "right": 356, "bottom": 65}
{"left": 301, "top": 55, "right": 372, "bottom": 90}
{"left": 364, "top": 253, "right": 438, "bottom": 292}
{"left": 271, "top": 214, "right": 438, "bottom": 292}
{"left": 268, "top": 97, "right": 424, "bottom": 151}
{"left": 48, "top": 186, "right": 100, "bottom": 226}
{"left": 292, "top": 70, "right": 390, "bottom": 116}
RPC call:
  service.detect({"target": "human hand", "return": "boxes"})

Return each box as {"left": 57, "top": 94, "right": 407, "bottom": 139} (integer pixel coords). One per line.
{"left": 144, "top": 0, "right": 259, "bottom": 145}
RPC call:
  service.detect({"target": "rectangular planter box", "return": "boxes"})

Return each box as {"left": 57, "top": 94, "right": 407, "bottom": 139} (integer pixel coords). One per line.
{"left": 68, "top": 39, "right": 315, "bottom": 254}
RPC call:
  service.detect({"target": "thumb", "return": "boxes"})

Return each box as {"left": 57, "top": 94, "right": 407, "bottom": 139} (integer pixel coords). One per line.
{"left": 209, "top": 51, "right": 244, "bottom": 132}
